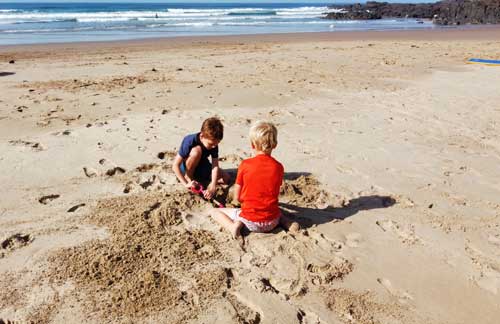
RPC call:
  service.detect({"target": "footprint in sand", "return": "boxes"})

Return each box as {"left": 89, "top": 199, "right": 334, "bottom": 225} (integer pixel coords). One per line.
{"left": 123, "top": 181, "right": 139, "bottom": 194}
{"left": 226, "top": 294, "right": 262, "bottom": 324}
{"left": 465, "top": 242, "right": 500, "bottom": 295}
{"left": 307, "top": 258, "right": 353, "bottom": 285}
{"left": 475, "top": 270, "right": 500, "bottom": 295}
{"left": 375, "top": 220, "right": 422, "bottom": 245}
{"left": 336, "top": 164, "right": 355, "bottom": 174}
{"left": 83, "top": 166, "right": 99, "bottom": 178}
{"left": 135, "top": 163, "right": 158, "bottom": 172}
{"left": 157, "top": 150, "right": 177, "bottom": 160}
{"left": 98, "top": 159, "right": 127, "bottom": 176}
{"left": 1, "top": 233, "right": 33, "bottom": 257}
{"left": 0, "top": 319, "right": 17, "bottom": 324}
{"left": 305, "top": 230, "right": 344, "bottom": 252}
{"left": 344, "top": 232, "right": 363, "bottom": 248}
{"left": 8, "top": 140, "right": 46, "bottom": 152}
{"left": 487, "top": 234, "right": 500, "bottom": 247}
{"left": 53, "top": 129, "right": 75, "bottom": 136}
{"left": 377, "top": 278, "right": 414, "bottom": 304}
{"left": 219, "top": 154, "right": 244, "bottom": 164}
{"left": 140, "top": 174, "right": 161, "bottom": 190}
{"left": 296, "top": 309, "right": 324, "bottom": 324}
{"left": 67, "top": 203, "right": 86, "bottom": 212}
{"left": 38, "top": 194, "right": 60, "bottom": 205}
{"left": 105, "top": 166, "right": 126, "bottom": 176}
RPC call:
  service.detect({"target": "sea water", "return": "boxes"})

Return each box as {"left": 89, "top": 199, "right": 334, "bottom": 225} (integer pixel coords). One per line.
{"left": 0, "top": 2, "right": 436, "bottom": 45}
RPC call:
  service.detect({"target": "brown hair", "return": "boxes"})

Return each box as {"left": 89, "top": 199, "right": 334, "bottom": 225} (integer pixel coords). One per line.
{"left": 201, "top": 117, "right": 224, "bottom": 141}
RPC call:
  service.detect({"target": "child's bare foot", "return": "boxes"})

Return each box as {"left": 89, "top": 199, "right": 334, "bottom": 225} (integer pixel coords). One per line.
{"left": 231, "top": 221, "right": 244, "bottom": 239}
{"left": 288, "top": 221, "right": 300, "bottom": 233}
{"left": 279, "top": 214, "right": 300, "bottom": 233}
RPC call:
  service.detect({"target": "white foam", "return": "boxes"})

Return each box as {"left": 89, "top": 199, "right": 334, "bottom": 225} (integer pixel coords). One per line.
{"left": 0, "top": 6, "right": 333, "bottom": 23}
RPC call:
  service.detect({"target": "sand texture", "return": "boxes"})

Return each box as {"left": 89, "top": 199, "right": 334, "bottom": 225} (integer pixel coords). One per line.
{"left": 1, "top": 29, "right": 500, "bottom": 323}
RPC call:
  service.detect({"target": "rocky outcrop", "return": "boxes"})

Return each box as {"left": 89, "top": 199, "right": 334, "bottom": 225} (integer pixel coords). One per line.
{"left": 433, "top": 0, "right": 500, "bottom": 25}
{"left": 325, "top": 2, "right": 436, "bottom": 20}
{"left": 325, "top": 0, "right": 500, "bottom": 25}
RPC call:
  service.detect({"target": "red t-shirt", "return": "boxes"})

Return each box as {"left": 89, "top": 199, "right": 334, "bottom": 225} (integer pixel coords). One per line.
{"left": 235, "top": 154, "right": 284, "bottom": 222}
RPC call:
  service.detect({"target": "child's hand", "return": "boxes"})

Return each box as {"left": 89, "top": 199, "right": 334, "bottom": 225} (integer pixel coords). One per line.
{"left": 184, "top": 180, "right": 199, "bottom": 190}
{"left": 204, "top": 183, "right": 216, "bottom": 199}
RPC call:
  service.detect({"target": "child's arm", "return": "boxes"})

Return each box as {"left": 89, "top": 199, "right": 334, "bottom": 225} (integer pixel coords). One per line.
{"left": 172, "top": 154, "right": 196, "bottom": 189}
{"left": 233, "top": 184, "right": 242, "bottom": 202}
{"left": 205, "top": 157, "right": 220, "bottom": 199}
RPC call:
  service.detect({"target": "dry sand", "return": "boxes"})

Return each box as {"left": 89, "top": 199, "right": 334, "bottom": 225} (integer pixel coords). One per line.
{"left": 1, "top": 28, "right": 500, "bottom": 323}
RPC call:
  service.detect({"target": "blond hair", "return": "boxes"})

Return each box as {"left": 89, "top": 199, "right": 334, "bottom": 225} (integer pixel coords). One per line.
{"left": 249, "top": 121, "right": 278, "bottom": 154}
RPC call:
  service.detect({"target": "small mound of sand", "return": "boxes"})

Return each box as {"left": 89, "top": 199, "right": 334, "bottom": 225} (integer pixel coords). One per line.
{"left": 43, "top": 175, "right": 368, "bottom": 322}
{"left": 47, "top": 190, "right": 228, "bottom": 322}
{"left": 280, "top": 175, "right": 332, "bottom": 208}
{"left": 88, "top": 191, "right": 205, "bottom": 230}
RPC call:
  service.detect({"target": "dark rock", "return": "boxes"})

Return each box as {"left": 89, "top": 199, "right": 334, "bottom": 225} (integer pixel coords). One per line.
{"left": 325, "top": 1, "right": 500, "bottom": 25}
{"left": 8, "top": 60, "right": 15, "bottom": 64}
{"left": 325, "top": 2, "right": 436, "bottom": 20}
{"left": 433, "top": 0, "right": 500, "bottom": 25}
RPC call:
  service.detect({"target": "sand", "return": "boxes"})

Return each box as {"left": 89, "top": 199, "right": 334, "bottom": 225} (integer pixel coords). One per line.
{"left": 1, "top": 28, "right": 500, "bottom": 323}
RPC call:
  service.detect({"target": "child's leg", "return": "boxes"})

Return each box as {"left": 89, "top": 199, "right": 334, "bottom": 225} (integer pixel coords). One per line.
{"left": 280, "top": 213, "right": 300, "bottom": 233}
{"left": 209, "top": 208, "right": 243, "bottom": 239}
{"left": 184, "top": 146, "right": 202, "bottom": 181}
{"left": 217, "top": 169, "right": 233, "bottom": 185}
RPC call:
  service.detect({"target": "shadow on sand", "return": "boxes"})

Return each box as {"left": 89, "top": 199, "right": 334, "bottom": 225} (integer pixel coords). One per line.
{"left": 216, "top": 169, "right": 395, "bottom": 233}
{"left": 0, "top": 72, "right": 15, "bottom": 77}
{"left": 280, "top": 195, "right": 396, "bottom": 229}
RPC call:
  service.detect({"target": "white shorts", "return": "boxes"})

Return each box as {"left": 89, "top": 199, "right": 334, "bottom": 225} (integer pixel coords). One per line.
{"left": 226, "top": 208, "right": 280, "bottom": 233}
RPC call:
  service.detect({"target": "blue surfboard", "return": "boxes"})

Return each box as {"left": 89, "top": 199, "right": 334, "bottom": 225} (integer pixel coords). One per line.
{"left": 467, "top": 58, "right": 500, "bottom": 65}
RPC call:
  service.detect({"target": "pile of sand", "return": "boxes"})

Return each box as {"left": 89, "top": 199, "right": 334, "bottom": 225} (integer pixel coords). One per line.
{"left": 47, "top": 191, "right": 227, "bottom": 322}
{"left": 29, "top": 175, "right": 411, "bottom": 323}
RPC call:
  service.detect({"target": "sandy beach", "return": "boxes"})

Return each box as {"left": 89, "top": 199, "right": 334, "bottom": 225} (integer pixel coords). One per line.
{"left": 1, "top": 28, "right": 500, "bottom": 323}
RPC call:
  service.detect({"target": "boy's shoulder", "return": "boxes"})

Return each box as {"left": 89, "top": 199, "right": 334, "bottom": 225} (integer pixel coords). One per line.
{"left": 182, "top": 132, "right": 199, "bottom": 143}
{"left": 178, "top": 132, "right": 200, "bottom": 158}
{"left": 243, "top": 154, "right": 283, "bottom": 169}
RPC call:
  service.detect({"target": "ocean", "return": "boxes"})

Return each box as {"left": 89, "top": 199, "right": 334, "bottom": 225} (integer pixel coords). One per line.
{"left": 0, "top": 2, "right": 436, "bottom": 45}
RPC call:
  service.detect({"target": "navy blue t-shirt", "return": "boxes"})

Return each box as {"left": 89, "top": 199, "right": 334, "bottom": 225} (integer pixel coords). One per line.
{"left": 178, "top": 132, "right": 218, "bottom": 161}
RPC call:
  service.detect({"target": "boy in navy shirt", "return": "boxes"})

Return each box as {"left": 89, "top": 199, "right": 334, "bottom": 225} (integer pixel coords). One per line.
{"left": 172, "top": 117, "right": 229, "bottom": 199}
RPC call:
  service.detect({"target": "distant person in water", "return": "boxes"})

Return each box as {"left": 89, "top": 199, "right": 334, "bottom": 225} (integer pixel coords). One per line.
{"left": 172, "top": 117, "right": 230, "bottom": 199}
{"left": 209, "top": 121, "right": 299, "bottom": 238}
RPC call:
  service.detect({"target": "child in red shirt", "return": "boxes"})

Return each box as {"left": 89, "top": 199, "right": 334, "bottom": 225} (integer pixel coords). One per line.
{"left": 209, "top": 121, "right": 299, "bottom": 238}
